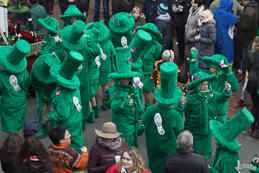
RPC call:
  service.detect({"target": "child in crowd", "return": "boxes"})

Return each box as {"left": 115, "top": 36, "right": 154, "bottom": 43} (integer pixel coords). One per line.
{"left": 130, "top": 7, "right": 146, "bottom": 35}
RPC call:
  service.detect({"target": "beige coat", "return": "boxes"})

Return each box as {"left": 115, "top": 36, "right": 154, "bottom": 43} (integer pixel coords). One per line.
{"left": 209, "top": 0, "right": 243, "bottom": 15}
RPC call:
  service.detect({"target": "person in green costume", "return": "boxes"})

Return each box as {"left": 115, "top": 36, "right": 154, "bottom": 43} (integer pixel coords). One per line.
{"left": 135, "top": 23, "right": 163, "bottom": 110}
{"left": 59, "top": 5, "right": 84, "bottom": 29}
{"left": 208, "top": 108, "right": 254, "bottom": 173}
{"left": 86, "top": 21, "right": 116, "bottom": 111}
{"left": 109, "top": 12, "right": 135, "bottom": 48}
{"left": 56, "top": 20, "right": 90, "bottom": 131}
{"left": 0, "top": 39, "right": 32, "bottom": 133}
{"left": 37, "top": 17, "right": 60, "bottom": 56}
{"left": 108, "top": 47, "right": 144, "bottom": 148}
{"left": 142, "top": 62, "right": 183, "bottom": 173}
{"left": 31, "top": 53, "right": 61, "bottom": 138}
{"left": 190, "top": 49, "right": 239, "bottom": 124}
{"left": 175, "top": 71, "right": 232, "bottom": 159}
{"left": 84, "top": 27, "right": 101, "bottom": 121}
{"left": 44, "top": 50, "right": 84, "bottom": 154}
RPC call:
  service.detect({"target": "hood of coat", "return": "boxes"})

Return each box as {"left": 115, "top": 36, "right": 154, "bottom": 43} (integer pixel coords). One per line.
{"left": 245, "top": 0, "right": 258, "bottom": 9}
{"left": 156, "top": 13, "right": 171, "bottom": 22}
{"left": 218, "top": 0, "right": 233, "bottom": 12}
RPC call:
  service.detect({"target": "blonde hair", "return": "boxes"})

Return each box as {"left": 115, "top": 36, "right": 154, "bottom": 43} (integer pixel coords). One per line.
{"left": 116, "top": 147, "right": 146, "bottom": 173}
{"left": 199, "top": 9, "right": 214, "bottom": 23}
{"left": 130, "top": 7, "right": 146, "bottom": 20}
{"left": 252, "top": 37, "right": 259, "bottom": 52}
{"left": 162, "top": 50, "right": 174, "bottom": 62}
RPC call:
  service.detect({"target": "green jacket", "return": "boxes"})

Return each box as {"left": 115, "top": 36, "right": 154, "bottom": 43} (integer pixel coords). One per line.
{"left": 0, "top": 70, "right": 31, "bottom": 132}
{"left": 142, "top": 104, "right": 183, "bottom": 173}
{"left": 88, "top": 43, "right": 101, "bottom": 84}
{"left": 48, "top": 86, "right": 83, "bottom": 154}
{"left": 109, "top": 30, "right": 133, "bottom": 48}
{"left": 209, "top": 147, "right": 239, "bottom": 173}
{"left": 28, "top": 3, "right": 47, "bottom": 33}
{"left": 110, "top": 80, "right": 143, "bottom": 148}
{"left": 39, "top": 34, "right": 60, "bottom": 56}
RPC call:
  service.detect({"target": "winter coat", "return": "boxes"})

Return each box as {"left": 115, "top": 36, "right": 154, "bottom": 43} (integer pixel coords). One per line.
{"left": 88, "top": 137, "right": 128, "bottom": 173}
{"left": 142, "top": 0, "right": 168, "bottom": 24}
{"left": 185, "top": 6, "right": 205, "bottom": 42}
{"left": 168, "top": 0, "right": 189, "bottom": 27}
{"left": 38, "top": 34, "right": 60, "bottom": 56}
{"left": 246, "top": 50, "right": 259, "bottom": 94}
{"left": 0, "top": 151, "right": 16, "bottom": 173}
{"left": 163, "top": 148, "right": 211, "bottom": 173}
{"left": 209, "top": 0, "right": 244, "bottom": 15}
{"left": 59, "top": 0, "right": 73, "bottom": 8}
{"left": 106, "top": 164, "right": 151, "bottom": 173}
{"left": 28, "top": 3, "right": 47, "bottom": 33}
{"left": 110, "top": 80, "right": 143, "bottom": 148}
{"left": 0, "top": 70, "right": 31, "bottom": 132}
{"left": 132, "top": 15, "right": 146, "bottom": 31}
{"left": 155, "top": 13, "right": 173, "bottom": 45}
{"left": 214, "top": 0, "right": 238, "bottom": 64}
{"left": 209, "top": 146, "right": 239, "bottom": 173}
{"left": 47, "top": 87, "right": 83, "bottom": 153}
{"left": 14, "top": 160, "right": 53, "bottom": 173}
{"left": 236, "top": 1, "right": 258, "bottom": 47}
{"left": 142, "top": 104, "right": 183, "bottom": 173}
{"left": 112, "top": 0, "right": 134, "bottom": 15}
{"left": 195, "top": 19, "right": 216, "bottom": 69}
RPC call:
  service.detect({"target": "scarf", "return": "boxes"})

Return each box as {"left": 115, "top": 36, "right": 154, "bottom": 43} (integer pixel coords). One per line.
{"left": 98, "top": 136, "right": 122, "bottom": 150}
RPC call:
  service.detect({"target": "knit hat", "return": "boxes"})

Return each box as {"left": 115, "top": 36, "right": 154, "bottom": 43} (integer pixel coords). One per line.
{"left": 154, "top": 62, "right": 182, "bottom": 105}
{"left": 38, "top": 17, "right": 60, "bottom": 34}
{"left": 32, "top": 52, "right": 61, "bottom": 83}
{"left": 23, "top": 119, "right": 38, "bottom": 137}
{"left": 157, "top": 3, "right": 168, "bottom": 14}
{"left": 109, "top": 12, "right": 135, "bottom": 34}
{"left": 85, "top": 28, "right": 100, "bottom": 45}
{"left": 0, "top": 39, "right": 30, "bottom": 74}
{"left": 129, "top": 30, "right": 152, "bottom": 63}
{"left": 108, "top": 47, "right": 141, "bottom": 78}
{"left": 202, "top": 54, "right": 229, "bottom": 73}
{"left": 50, "top": 50, "right": 84, "bottom": 89}
{"left": 59, "top": 5, "right": 84, "bottom": 19}
{"left": 95, "top": 122, "right": 122, "bottom": 138}
{"left": 86, "top": 21, "right": 110, "bottom": 43}
{"left": 135, "top": 23, "right": 162, "bottom": 40}
{"left": 59, "top": 20, "right": 87, "bottom": 51}
{"left": 210, "top": 109, "right": 254, "bottom": 152}
{"left": 186, "top": 71, "right": 218, "bottom": 90}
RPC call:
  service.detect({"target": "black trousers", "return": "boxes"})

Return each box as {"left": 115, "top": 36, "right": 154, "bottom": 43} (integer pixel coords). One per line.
{"left": 251, "top": 93, "right": 259, "bottom": 129}
{"left": 175, "top": 26, "right": 185, "bottom": 62}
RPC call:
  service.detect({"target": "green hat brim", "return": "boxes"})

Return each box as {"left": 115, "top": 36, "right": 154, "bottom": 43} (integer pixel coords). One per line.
{"left": 108, "top": 71, "right": 141, "bottom": 79}
{"left": 202, "top": 56, "right": 228, "bottom": 73}
{"left": 186, "top": 75, "right": 217, "bottom": 90}
{"left": 0, "top": 46, "right": 27, "bottom": 74}
{"left": 154, "top": 87, "right": 182, "bottom": 105}
{"left": 60, "top": 26, "right": 87, "bottom": 51}
{"left": 59, "top": 13, "right": 84, "bottom": 19}
{"left": 50, "top": 65, "right": 80, "bottom": 89}
{"left": 210, "top": 120, "right": 240, "bottom": 152}
{"left": 109, "top": 12, "right": 135, "bottom": 34}
{"left": 135, "top": 26, "right": 162, "bottom": 40}
{"left": 38, "top": 18, "right": 60, "bottom": 34}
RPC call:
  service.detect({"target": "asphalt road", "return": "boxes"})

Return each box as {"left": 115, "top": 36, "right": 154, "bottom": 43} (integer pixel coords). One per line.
{"left": 0, "top": 91, "right": 258, "bottom": 173}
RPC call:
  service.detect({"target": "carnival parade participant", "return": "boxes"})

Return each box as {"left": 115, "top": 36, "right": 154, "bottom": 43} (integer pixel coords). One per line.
{"left": 59, "top": 5, "right": 84, "bottom": 29}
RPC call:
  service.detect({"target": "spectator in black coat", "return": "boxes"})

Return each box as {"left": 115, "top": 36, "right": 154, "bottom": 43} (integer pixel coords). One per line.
{"left": 155, "top": 3, "right": 173, "bottom": 50}
{"left": 142, "top": 0, "right": 168, "bottom": 24}
{"left": 0, "top": 133, "right": 23, "bottom": 173}
{"left": 163, "top": 130, "right": 210, "bottom": 173}
{"left": 112, "top": 0, "right": 135, "bottom": 15}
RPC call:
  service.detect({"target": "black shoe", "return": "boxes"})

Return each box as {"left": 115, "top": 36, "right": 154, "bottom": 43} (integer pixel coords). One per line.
{"left": 238, "top": 78, "right": 245, "bottom": 84}
{"left": 235, "top": 70, "right": 244, "bottom": 76}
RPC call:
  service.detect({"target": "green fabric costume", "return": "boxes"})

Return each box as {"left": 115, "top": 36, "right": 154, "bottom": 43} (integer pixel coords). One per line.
{"left": 135, "top": 23, "right": 163, "bottom": 92}
{"left": 59, "top": 5, "right": 84, "bottom": 29}
{"left": 209, "top": 109, "right": 254, "bottom": 173}
{"left": 31, "top": 53, "right": 61, "bottom": 138}
{"left": 56, "top": 21, "right": 90, "bottom": 131}
{"left": 108, "top": 47, "right": 143, "bottom": 148}
{"left": 190, "top": 51, "right": 239, "bottom": 123}
{"left": 142, "top": 63, "right": 183, "bottom": 173}
{"left": 0, "top": 40, "right": 32, "bottom": 132}
{"left": 47, "top": 51, "right": 84, "bottom": 153}
{"left": 109, "top": 12, "right": 135, "bottom": 48}
{"left": 176, "top": 71, "right": 231, "bottom": 155}
{"left": 38, "top": 17, "right": 60, "bottom": 56}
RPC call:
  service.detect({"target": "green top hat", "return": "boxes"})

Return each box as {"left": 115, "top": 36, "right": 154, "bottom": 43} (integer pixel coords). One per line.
{"left": 210, "top": 109, "right": 254, "bottom": 152}
{"left": 85, "top": 28, "right": 100, "bottom": 45}
{"left": 109, "top": 12, "right": 135, "bottom": 34}
{"left": 0, "top": 39, "right": 30, "bottom": 74}
{"left": 186, "top": 71, "right": 218, "bottom": 90}
{"left": 135, "top": 23, "right": 162, "bottom": 40}
{"left": 50, "top": 51, "right": 84, "bottom": 89}
{"left": 129, "top": 30, "right": 152, "bottom": 62}
{"left": 59, "top": 20, "right": 87, "bottom": 51}
{"left": 38, "top": 17, "right": 60, "bottom": 34}
{"left": 32, "top": 53, "right": 61, "bottom": 83}
{"left": 154, "top": 62, "right": 182, "bottom": 105}
{"left": 87, "top": 21, "right": 110, "bottom": 43}
{"left": 108, "top": 47, "right": 141, "bottom": 79}
{"left": 59, "top": 5, "right": 84, "bottom": 19}
{"left": 203, "top": 54, "right": 229, "bottom": 73}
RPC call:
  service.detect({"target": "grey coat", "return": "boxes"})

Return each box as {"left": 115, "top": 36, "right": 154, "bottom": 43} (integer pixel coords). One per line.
{"left": 185, "top": 6, "right": 205, "bottom": 42}
{"left": 195, "top": 19, "right": 216, "bottom": 69}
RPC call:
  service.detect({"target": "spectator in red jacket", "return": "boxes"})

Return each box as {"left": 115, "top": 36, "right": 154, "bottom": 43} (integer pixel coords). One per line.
{"left": 88, "top": 122, "right": 128, "bottom": 173}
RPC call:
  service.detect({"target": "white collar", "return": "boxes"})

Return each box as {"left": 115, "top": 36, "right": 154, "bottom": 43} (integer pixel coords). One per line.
{"left": 121, "top": 166, "right": 137, "bottom": 173}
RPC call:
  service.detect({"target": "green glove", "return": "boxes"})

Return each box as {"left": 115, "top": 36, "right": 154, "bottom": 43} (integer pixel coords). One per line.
{"left": 190, "top": 49, "right": 197, "bottom": 60}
